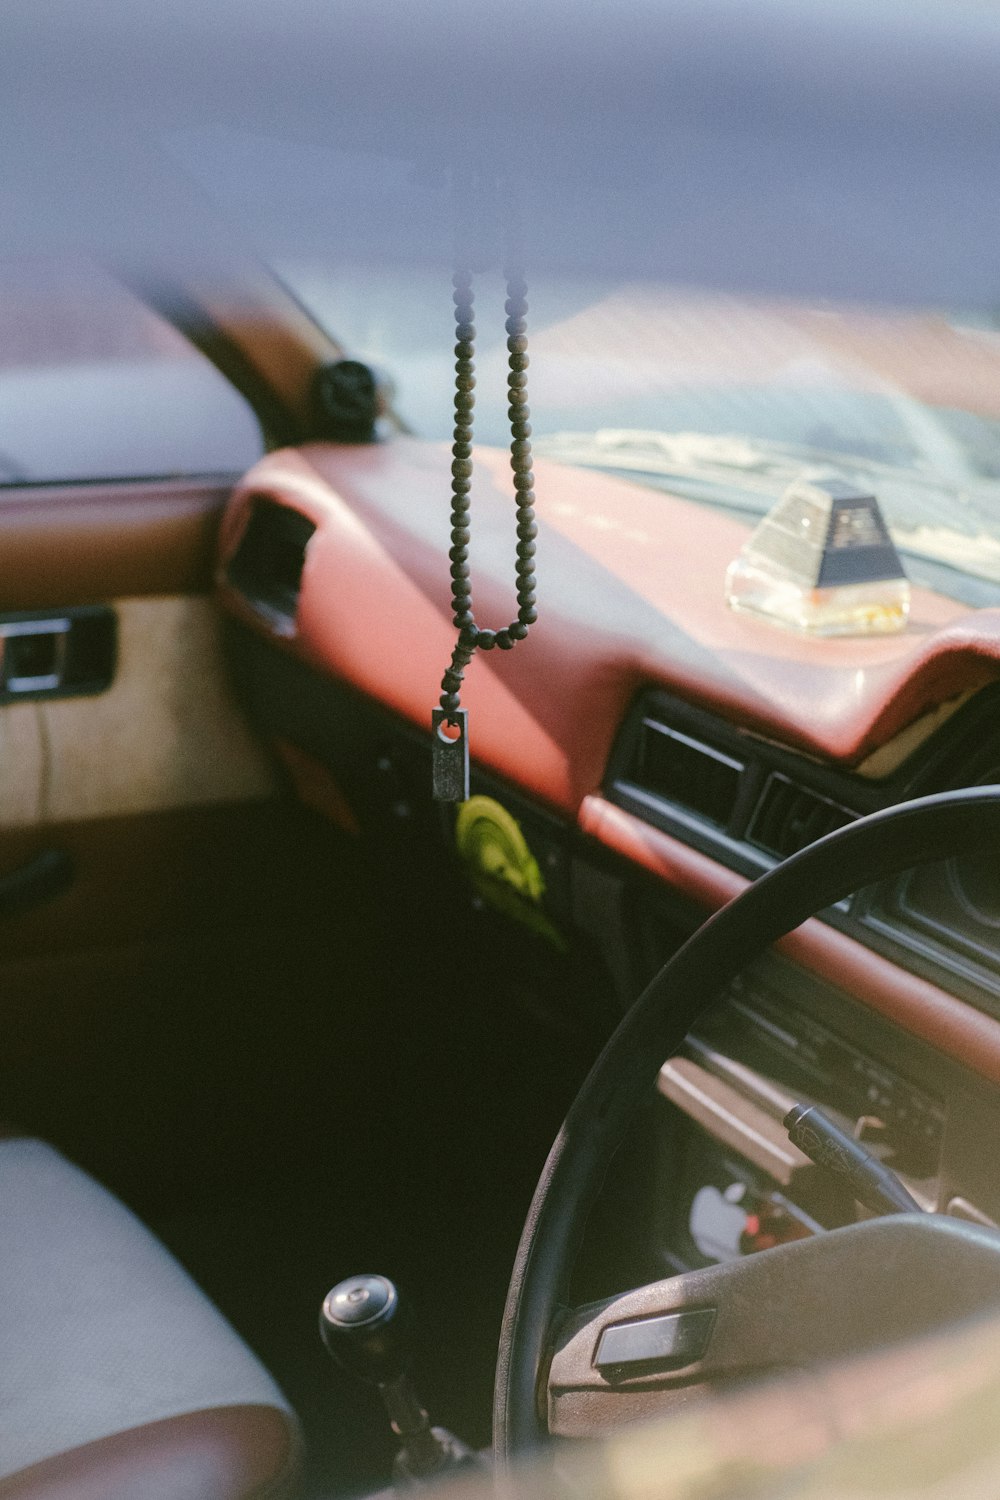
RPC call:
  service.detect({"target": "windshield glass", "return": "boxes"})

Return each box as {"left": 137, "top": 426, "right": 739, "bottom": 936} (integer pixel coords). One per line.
{"left": 283, "top": 265, "right": 1000, "bottom": 607}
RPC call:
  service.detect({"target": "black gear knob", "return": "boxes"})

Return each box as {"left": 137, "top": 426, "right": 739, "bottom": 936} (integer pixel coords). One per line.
{"left": 319, "top": 1274, "right": 481, "bottom": 1483}
{"left": 319, "top": 1274, "right": 411, "bottom": 1385}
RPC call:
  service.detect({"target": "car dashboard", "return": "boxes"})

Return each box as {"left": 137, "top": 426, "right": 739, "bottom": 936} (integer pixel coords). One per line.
{"left": 216, "top": 435, "right": 1000, "bottom": 1282}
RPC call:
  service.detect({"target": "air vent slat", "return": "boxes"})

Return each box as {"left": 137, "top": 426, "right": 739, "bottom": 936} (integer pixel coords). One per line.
{"left": 756, "top": 777, "right": 793, "bottom": 852}
{"left": 632, "top": 722, "right": 743, "bottom": 830}
{"left": 749, "top": 773, "right": 855, "bottom": 859}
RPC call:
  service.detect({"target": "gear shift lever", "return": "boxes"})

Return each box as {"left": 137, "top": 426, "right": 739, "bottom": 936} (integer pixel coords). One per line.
{"left": 319, "top": 1274, "right": 479, "bottom": 1484}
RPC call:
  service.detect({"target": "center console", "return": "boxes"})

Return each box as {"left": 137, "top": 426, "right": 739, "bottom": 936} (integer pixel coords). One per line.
{"left": 651, "top": 950, "right": 996, "bottom": 1277}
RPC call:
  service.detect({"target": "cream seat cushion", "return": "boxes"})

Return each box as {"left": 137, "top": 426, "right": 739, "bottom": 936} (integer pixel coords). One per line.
{"left": 0, "top": 1136, "right": 300, "bottom": 1499}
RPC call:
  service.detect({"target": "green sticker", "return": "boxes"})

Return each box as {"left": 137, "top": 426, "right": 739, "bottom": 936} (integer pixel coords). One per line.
{"left": 455, "top": 796, "right": 565, "bottom": 948}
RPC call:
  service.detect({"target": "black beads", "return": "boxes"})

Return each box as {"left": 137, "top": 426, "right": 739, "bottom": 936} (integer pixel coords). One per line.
{"left": 446, "top": 272, "right": 477, "bottom": 645}
{"left": 437, "top": 266, "right": 537, "bottom": 720}
{"left": 504, "top": 268, "right": 537, "bottom": 643}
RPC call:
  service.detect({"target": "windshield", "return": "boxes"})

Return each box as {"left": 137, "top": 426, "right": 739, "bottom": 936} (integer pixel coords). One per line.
{"left": 283, "top": 266, "right": 1000, "bottom": 606}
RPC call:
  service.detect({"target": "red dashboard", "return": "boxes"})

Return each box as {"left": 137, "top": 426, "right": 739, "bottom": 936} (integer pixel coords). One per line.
{"left": 220, "top": 440, "right": 1000, "bottom": 801}
{"left": 216, "top": 438, "right": 1000, "bottom": 1086}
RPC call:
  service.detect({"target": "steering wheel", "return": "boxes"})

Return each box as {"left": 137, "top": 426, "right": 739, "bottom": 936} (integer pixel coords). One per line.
{"left": 494, "top": 786, "right": 1000, "bottom": 1464}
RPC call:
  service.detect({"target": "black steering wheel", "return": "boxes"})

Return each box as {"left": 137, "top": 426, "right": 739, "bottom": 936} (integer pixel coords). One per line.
{"left": 493, "top": 786, "right": 1000, "bottom": 1465}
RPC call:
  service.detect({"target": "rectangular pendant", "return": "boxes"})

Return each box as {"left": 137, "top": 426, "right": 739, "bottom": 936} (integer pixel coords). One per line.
{"left": 431, "top": 708, "right": 470, "bottom": 803}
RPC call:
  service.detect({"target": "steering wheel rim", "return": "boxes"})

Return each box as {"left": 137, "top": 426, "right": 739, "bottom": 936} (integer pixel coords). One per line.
{"left": 493, "top": 785, "right": 1000, "bottom": 1467}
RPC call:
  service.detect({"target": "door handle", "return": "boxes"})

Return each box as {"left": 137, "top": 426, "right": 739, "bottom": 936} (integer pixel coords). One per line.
{"left": 0, "top": 607, "right": 116, "bottom": 702}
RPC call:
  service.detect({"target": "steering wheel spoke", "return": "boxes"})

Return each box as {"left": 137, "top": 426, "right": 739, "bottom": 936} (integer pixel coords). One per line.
{"left": 495, "top": 783, "right": 1000, "bottom": 1465}
{"left": 547, "top": 1214, "right": 1000, "bottom": 1439}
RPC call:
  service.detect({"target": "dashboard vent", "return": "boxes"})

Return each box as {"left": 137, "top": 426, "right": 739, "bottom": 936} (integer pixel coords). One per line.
{"left": 633, "top": 721, "right": 743, "bottom": 829}
{"left": 748, "top": 774, "right": 855, "bottom": 858}
{"left": 226, "top": 497, "right": 316, "bottom": 630}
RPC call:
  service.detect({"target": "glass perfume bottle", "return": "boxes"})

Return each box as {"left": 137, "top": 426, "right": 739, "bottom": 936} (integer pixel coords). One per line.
{"left": 725, "top": 474, "right": 910, "bottom": 636}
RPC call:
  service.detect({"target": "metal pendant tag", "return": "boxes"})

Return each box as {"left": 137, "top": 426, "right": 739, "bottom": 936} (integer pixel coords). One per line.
{"left": 431, "top": 708, "right": 470, "bottom": 803}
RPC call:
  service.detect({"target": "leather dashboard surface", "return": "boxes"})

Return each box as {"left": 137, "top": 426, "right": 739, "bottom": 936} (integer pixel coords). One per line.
{"left": 217, "top": 439, "right": 1000, "bottom": 1078}
{"left": 219, "top": 439, "right": 1000, "bottom": 817}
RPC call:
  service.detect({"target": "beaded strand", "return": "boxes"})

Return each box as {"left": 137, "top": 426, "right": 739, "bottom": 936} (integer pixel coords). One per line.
{"left": 437, "top": 269, "right": 537, "bottom": 721}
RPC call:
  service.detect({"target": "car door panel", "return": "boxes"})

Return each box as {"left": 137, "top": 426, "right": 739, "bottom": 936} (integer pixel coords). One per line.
{"left": 0, "top": 480, "right": 276, "bottom": 1083}
{"left": 0, "top": 479, "right": 230, "bottom": 610}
